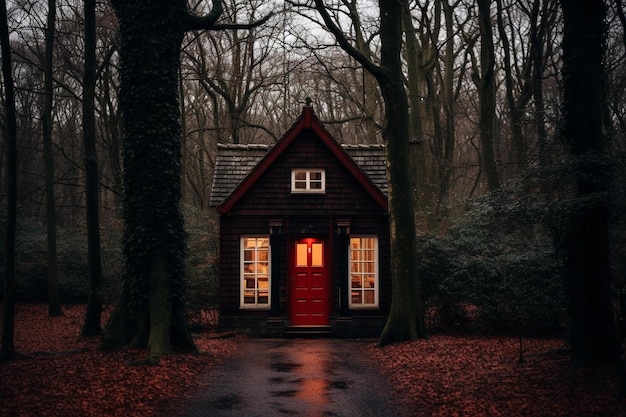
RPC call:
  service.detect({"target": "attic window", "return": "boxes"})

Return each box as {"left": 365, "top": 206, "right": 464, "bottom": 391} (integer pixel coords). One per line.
{"left": 291, "top": 169, "right": 325, "bottom": 193}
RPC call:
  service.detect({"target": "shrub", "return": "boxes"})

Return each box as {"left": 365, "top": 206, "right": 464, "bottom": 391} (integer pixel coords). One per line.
{"left": 419, "top": 188, "right": 566, "bottom": 336}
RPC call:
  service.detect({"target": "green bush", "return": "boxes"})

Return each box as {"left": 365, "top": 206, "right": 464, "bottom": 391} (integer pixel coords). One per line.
{"left": 183, "top": 205, "right": 219, "bottom": 330}
{"left": 419, "top": 188, "right": 566, "bottom": 336}
{"left": 0, "top": 216, "right": 124, "bottom": 304}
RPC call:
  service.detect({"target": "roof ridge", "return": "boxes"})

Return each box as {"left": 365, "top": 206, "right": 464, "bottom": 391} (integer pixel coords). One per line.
{"left": 342, "top": 143, "right": 386, "bottom": 149}
{"left": 217, "top": 143, "right": 271, "bottom": 149}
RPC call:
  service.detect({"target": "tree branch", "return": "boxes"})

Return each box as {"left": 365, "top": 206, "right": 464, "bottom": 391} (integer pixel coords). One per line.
{"left": 183, "top": 0, "right": 273, "bottom": 32}
{"left": 312, "top": 0, "right": 381, "bottom": 78}
{"left": 183, "top": 0, "right": 223, "bottom": 30}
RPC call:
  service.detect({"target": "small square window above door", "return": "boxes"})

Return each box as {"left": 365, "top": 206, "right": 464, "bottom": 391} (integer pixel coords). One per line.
{"left": 291, "top": 169, "right": 326, "bottom": 193}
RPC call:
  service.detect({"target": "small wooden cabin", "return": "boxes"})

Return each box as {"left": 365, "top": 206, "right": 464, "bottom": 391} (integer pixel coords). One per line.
{"left": 209, "top": 105, "right": 390, "bottom": 337}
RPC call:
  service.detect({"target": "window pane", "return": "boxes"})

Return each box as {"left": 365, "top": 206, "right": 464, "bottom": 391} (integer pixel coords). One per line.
{"left": 244, "top": 290, "right": 255, "bottom": 304}
{"left": 349, "top": 237, "right": 378, "bottom": 308}
{"left": 292, "top": 169, "right": 325, "bottom": 192}
{"left": 296, "top": 243, "right": 308, "bottom": 266}
{"left": 312, "top": 243, "right": 323, "bottom": 266}
{"left": 258, "top": 277, "right": 268, "bottom": 289}
{"left": 241, "top": 236, "right": 270, "bottom": 308}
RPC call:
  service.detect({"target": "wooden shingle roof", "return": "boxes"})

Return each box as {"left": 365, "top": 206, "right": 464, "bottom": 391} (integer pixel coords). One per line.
{"left": 209, "top": 143, "right": 387, "bottom": 208}
{"left": 209, "top": 106, "right": 388, "bottom": 211}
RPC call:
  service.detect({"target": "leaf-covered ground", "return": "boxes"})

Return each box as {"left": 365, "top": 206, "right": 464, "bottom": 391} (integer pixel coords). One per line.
{"left": 0, "top": 304, "right": 238, "bottom": 417}
{"left": 368, "top": 336, "right": 625, "bottom": 417}
{"left": 1, "top": 304, "right": 624, "bottom": 416}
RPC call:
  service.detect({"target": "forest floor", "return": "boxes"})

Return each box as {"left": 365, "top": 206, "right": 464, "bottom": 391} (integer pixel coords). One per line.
{"left": 0, "top": 304, "right": 624, "bottom": 417}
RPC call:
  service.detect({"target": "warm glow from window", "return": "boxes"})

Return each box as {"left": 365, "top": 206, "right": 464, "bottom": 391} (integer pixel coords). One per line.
{"left": 349, "top": 236, "right": 378, "bottom": 308}
{"left": 312, "top": 243, "right": 323, "bottom": 266}
{"left": 296, "top": 243, "right": 308, "bottom": 267}
{"left": 241, "top": 236, "right": 270, "bottom": 308}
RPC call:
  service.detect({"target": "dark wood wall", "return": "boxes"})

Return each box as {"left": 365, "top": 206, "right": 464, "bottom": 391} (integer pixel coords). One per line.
{"left": 217, "top": 131, "right": 391, "bottom": 331}
{"left": 230, "top": 132, "right": 386, "bottom": 217}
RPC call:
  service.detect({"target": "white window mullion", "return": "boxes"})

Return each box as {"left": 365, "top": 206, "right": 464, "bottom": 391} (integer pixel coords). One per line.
{"left": 240, "top": 236, "right": 271, "bottom": 309}
{"left": 349, "top": 236, "right": 379, "bottom": 309}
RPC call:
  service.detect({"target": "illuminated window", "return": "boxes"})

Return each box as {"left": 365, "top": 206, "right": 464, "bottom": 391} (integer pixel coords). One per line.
{"left": 291, "top": 169, "right": 325, "bottom": 193}
{"left": 296, "top": 241, "right": 324, "bottom": 267}
{"left": 349, "top": 236, "right": 378, "bottom": 308}
{"left": 241, "top": 236, "right": 270, "bottom": 309}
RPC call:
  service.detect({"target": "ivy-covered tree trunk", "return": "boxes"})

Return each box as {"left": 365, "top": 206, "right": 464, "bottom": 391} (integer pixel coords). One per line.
{"left": 376, "top": 0, "right": 427, "bottom": 347}
{"left": 101, "top": 0, "right": 267, "bottom": 357}
{"left": 101, "top": 0, "right": 195, "bottom": 356}
{"left": 560, "top": 0, "right": 619, "bottom": 366}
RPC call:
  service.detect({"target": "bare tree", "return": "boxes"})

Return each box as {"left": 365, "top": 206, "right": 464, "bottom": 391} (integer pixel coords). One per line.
{"left": 313, "top": 0, "right": 427, "bottom": 346}
{"left": 80, "top": 0, "right": 103, "bottom": 337}
{"left": 1, "top": 0, "right": 18, "bottom": 361}
{"left": 473, "top": 0, "right": 500, "bottom": 191}
{"left": 43, "top": 0, "right": 62, "bottom": 316}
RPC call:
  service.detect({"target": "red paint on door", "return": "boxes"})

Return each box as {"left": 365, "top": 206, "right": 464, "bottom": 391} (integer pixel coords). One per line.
{"left": 290, "top": 238, "right": 329, "bottom": 325}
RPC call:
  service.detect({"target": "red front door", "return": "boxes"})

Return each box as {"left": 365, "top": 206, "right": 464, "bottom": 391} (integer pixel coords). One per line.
{"left": 290, "top": 238, "right": 329, "bottom": 325}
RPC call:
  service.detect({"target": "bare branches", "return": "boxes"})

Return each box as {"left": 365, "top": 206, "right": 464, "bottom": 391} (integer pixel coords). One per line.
{"left": 312, "top": 0, "right": 381, "bottom": 77}
{"left": 183, "top": 0, "right": 273, "bottom": 32}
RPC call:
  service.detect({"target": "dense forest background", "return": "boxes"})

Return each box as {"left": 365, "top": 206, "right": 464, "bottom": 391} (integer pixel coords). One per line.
{"left": 1, "top": 0, "right": 625, "bottom": 339}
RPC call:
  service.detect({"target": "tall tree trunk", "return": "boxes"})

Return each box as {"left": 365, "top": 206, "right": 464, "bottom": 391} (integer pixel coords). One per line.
{"left": 402, "top": 1, "right": 431, "bottom": 212}
{"left": 101, "top": 0, "right": 195, "bottom": 356}
{"left": 530, "top": 0, "right": 547, "bottom": 165}
{"left": 314, "top": 0, "right": 427, "bottom": 346}
{"left": 376, "top": 0, "right": 427, "bottom": 346}
{"left": 81, "top": 0, "right": 103, "bottom": 337}
{"left": 101, "top": 0, "right": 267, "bottom": 356}
{"left": 1, "top": 0, "right": 18, "bottom": 361}
{"left": 440, "top": 0, "right": 457, "bottom": 206}
{"left": 475, "top": 0, "right": 500, "bottom": 191}
{"left": 560, "top": 0, "right": 619, "bottom": 366}
{"left": 495, "top": 0, "right": 530, "bottom": 172}
{"left": 43, "top": 0, "right": 62, "bottom": 317}
{"left": 347, "top": 0, "right": 378, "bottom": 144}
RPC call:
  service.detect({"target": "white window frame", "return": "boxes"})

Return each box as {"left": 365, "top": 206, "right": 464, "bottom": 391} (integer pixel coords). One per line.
{"left": 291, "top": 169, "right": 326, "bottom": 193}
{"left": 349, "top": 236, "right": 379, "bottom": 309}
{"left": 240, "top": 235, "right": 271, "bottom": 310}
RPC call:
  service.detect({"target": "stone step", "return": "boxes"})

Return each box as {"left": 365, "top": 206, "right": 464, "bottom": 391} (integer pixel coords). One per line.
{"left": 283, "top": 325, "right": 335, "bottom": 338}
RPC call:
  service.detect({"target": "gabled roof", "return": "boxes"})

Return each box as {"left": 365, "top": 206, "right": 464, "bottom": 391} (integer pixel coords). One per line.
{"left": 210, "top": 106, "right": 388, "bottom": 214}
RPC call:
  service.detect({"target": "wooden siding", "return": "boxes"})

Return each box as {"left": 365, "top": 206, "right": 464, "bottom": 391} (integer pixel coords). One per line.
{"left": 229, "top": 132, "right": 386, "bottom": 217}
{"left": 215, "top": 114, "right": 391, "bottom": 337}
{"left": 218, "top": 216, "right": 391, "bottom": 323}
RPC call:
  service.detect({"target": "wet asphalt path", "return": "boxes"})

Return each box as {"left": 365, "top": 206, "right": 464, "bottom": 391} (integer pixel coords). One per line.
{"left": 178, "top": 338, "right": 406, "bottom": 417}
